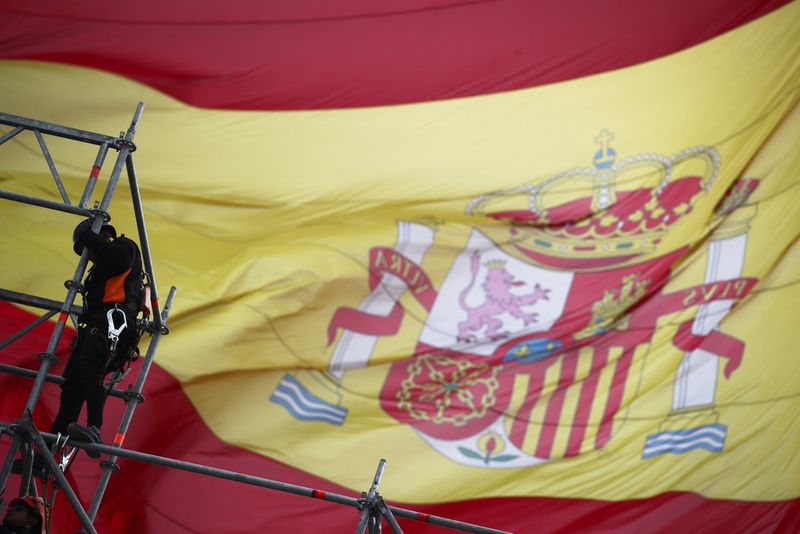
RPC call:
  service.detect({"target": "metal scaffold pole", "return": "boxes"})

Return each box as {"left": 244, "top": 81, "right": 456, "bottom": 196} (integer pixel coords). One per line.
{"left": 0, "top": 105, "right": 511, "bottom": 534}
{"left": 0, "top": 104, "right": 148, "bottom": 501}
{"left": 0, "top": 103, "right": 169, "bottom": 534}
{"left": 87, "top": 287, "right": 176, "bottom": 520}
{"left": 4, "top": 429, "right": 513, "bottom": 534}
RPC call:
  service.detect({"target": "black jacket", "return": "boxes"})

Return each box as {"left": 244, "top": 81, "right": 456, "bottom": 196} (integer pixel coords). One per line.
{"left": 77, "top": 230, "right": 143, "bottom": 324}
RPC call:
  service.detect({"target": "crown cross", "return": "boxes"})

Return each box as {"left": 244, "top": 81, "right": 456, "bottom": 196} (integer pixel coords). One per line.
{"left": 591, "top": 129, "right": 618, "bottom": 210}
{"left": 593, "top": 129, "right": 616, "bottom": 169}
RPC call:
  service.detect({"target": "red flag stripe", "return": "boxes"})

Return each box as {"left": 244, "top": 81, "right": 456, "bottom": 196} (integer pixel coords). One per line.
{"left": 2, "top": 303, "right": 799, "bottom": 532}
{"left": 509, "top": 367, "right": 547, "bottom": 450}
{"left": 565, "top": 347, "right": 609, "bottom": 457}
{"left": 595, "top": 346, "right": 636, "bottom": 449}
{"left": 535, "top": 350, "right": 579, "bottom": 459}
{"left": 0, "top": 1, "right": 789, "bottom": 109}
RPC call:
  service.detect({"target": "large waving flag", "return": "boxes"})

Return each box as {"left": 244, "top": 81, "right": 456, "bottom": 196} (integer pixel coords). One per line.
{"left": 1, "top": 1, "right": 799, "bottom": 532}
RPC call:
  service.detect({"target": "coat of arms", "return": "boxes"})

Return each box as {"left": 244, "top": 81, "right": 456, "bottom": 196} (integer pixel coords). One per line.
{"left": 273, "top": 131, "right": 759, "bottom": 468}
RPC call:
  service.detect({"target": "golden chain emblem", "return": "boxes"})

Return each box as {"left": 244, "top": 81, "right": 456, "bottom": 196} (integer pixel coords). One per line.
{"left": 397, "top": 353, "right": 500, "bottom": 426}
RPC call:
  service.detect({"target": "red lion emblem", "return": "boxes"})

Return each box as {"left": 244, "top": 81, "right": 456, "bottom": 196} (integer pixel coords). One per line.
{"left": 457, "top": 252, "right": 550, "bottom": 342}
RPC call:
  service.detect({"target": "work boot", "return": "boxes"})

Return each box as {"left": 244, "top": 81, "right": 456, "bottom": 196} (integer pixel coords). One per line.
{"left": 66, "top": 423, "right": 102, "bottom": 458}
{"left": 10, "top": 455, "right": 49, "bottom": 479}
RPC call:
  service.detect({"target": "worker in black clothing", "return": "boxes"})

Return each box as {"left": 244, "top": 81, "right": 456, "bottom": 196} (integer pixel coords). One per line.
{"left": 11, "top": 218, "right": 143, "bottom": 477}
{"left": 51, "top": 218, "right": 144, "bottom": 454}
{"left": 11, "top": 219, "right": 144, "bottom": 477}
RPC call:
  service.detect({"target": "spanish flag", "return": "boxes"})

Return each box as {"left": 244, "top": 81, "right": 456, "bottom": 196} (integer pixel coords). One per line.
{"left": 1, "top": 1, "right": 799, "bottom": 532}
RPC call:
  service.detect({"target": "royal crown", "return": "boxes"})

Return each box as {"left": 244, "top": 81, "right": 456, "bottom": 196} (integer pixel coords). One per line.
{"left": 466, "top": 130, "right": 721, "bottom": 269}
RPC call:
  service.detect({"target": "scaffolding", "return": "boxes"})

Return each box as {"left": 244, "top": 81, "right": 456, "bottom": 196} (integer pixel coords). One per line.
{"left": 0, "top": 106, "right": 511, "bottom": 534}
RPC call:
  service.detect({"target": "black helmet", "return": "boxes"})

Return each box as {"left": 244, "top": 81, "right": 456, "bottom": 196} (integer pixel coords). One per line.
{"left": 72, "top": 218, "right": 116, "bottom": 255}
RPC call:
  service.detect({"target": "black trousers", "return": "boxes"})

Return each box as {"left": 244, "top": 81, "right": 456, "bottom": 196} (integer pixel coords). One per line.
{"left": 51, "top": 315, "right": 133, "bottom": 434}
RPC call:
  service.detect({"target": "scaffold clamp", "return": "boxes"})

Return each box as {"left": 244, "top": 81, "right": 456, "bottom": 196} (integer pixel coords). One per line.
{"left": 100, "top": 460, "right": 120, "bottom": 473}
{"left": 37, "top": 351, "right": 58, "bottom": 364}
{"left": 88, "top": 208, "right": 111, "bottom": 222}
{"left": 64, "top": 279, "right": 85, "bottom": 294}
{"left": 121, "top": 388, "right": 145, "bottom": 404}
{"left": 113, "top": 136, "right": 136, "bottom": 152}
